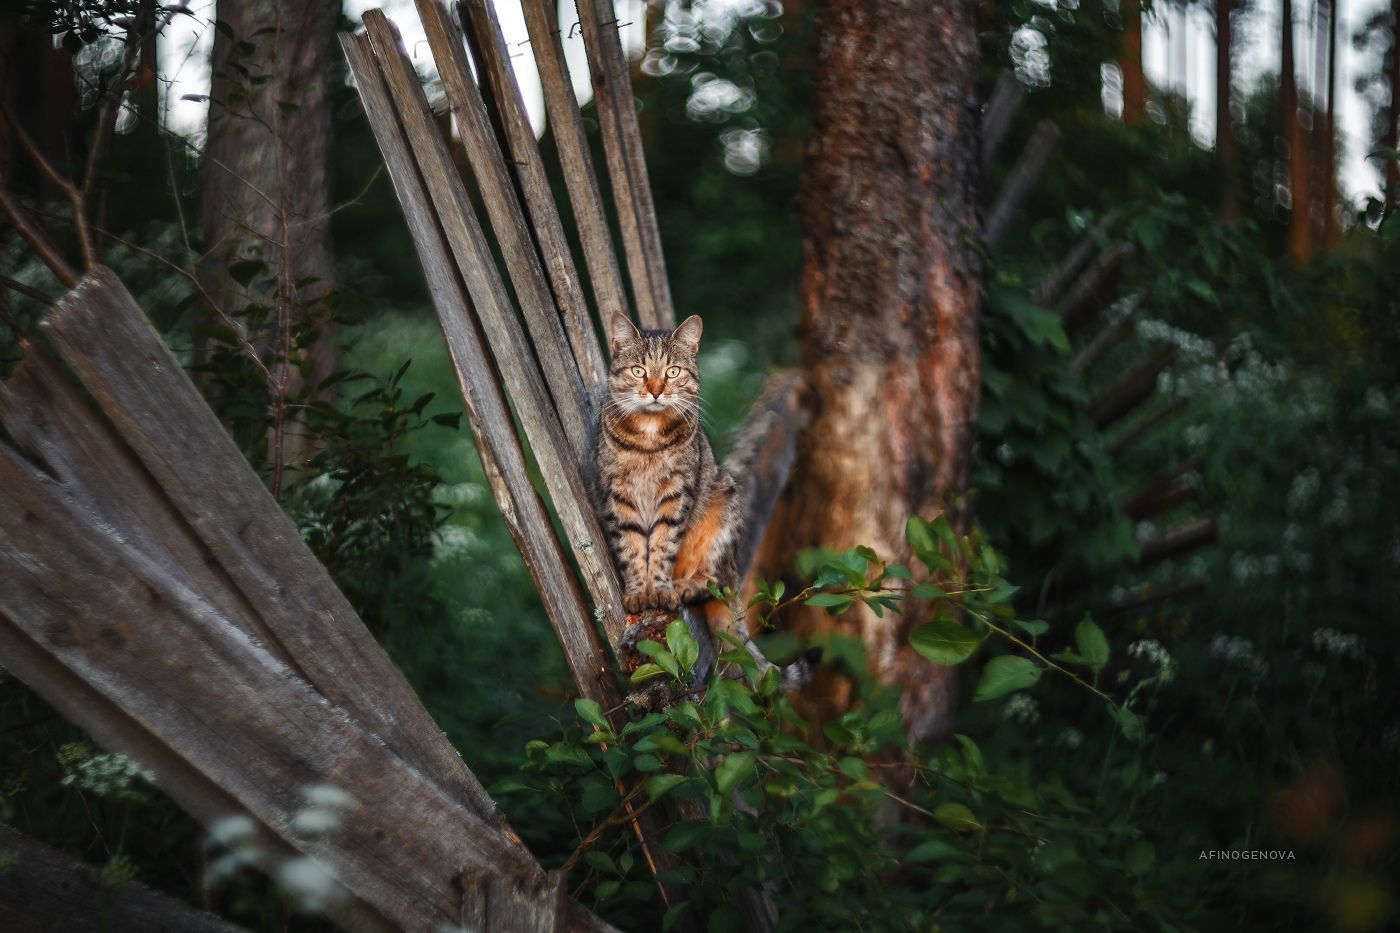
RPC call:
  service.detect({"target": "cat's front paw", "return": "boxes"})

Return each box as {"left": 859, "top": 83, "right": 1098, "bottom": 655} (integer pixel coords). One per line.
{"left": 622, "top": 586, "right": 680, "bottom": 615}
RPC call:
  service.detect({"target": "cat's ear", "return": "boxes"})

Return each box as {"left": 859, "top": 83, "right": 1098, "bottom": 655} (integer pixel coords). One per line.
{"left": 672, "top": 315, "right": 703, "bottom": 354}
{"left": 609, "top": 311, "right": 641, "bottom": 354}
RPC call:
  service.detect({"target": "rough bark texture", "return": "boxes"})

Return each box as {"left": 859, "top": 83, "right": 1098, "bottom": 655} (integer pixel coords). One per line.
{"left": 1216, "top": 0, "right": 1239, "bottom": 219}
{"left": 1320, "top": 0, "right": 1339, "bottom": 247}
{"left": 1121, "top": 0, "right": 1147, "bottom": 123}
{"left": 200, "top": 0, "right": 337, "bottom": 425}
{"left": 751, "top": 0, "right": 982, "bottom": 744}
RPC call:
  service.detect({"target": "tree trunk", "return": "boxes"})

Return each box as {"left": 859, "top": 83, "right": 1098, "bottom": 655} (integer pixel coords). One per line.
{"left": 1121, "top": 0, "right": 1147, "bottom": 122}
{"left": 750, "top": 0, "right": 982, "bottom": 745}
{"left": 1217, "top": 0, "right": 1239, "bottom": 219}
{"left": 200, "top": 0, "right": 338, "bottom": 475}
{"left": 1282, "top": 0, "right": 1313, "bottom": 262}
{"left": 1321, "top": 0, "right": 1340, "bottom": 247}
{"left": 1387, "top": 0, "right": 1400, "bottom": 208}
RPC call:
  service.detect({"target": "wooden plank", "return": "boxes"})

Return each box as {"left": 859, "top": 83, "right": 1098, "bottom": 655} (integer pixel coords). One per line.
{"left": 460, "top": 869, "right": 568, "bottom": 933}
{"left": 521, "top": 0, "right": 632, "bottom": 336}
{"left": 413, "top": 0, "right": 593, "bottom": 456}
{"left": 1054, "top": 241, "right": 1133, "bottom": 333}
{"left": 1100, "top": 578, "right": 1207, "bottom": 617}
{"left": 1135, "top": 516, "right": 1218, "bottom": 567}
{"left": 1120, "top": 455, "right": 1204, "bottom": 521}
{"left": 0, "top": 448, "right": 555, "bottom": 931}
{"left": 361, "top": 12, "right": 634, "bottom": 648}
{"left": 1072, "top": 293, "right": 1143, "bottom": 373}
{"left": 984, "top": 120, "right": 1061, "bottom": 248}
{"left": 573, "top": 0, "right": 675, "bottom": 329}
{"left": 1106, "top": 395, "right": 1189, "bottom": 459}
{"left": 0, "top": 822, "right": 252, "bottom": 933}
{"left": 1032, "top": 209, "right": 1120, "bottom": 305}
{"left": 980, "top": 71, "right": 1027, "bottom": 169}
{"left": 0, "top": 349, "right": 281, "bottom": 665}
{"left": 342, "top": 32, "right": 620, "bottom": 718}
{"left": 1089, "top": 344, "right": 1177, "bottom": 430}
{"left": 37, "top": 268, "right": 514, "bottom": 844}
{"left": 456, "top": 0, "right": 609, "bottom": 389}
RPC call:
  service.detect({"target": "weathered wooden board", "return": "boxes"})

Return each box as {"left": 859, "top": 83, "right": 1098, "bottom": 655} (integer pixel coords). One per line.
{"left": 520, "top": 0, "right": 632, "bottom": 333}
{"left": 985, "top": 120, "right": 1062, "bottom": 248}
{"left": 0, "top": 822, "right": 252, "bottom": 933}
{"left": 36, "top": 269, "right": 511, "bottom": 840}
{"left": 342, "top": 31, "right": 622, "bottom": 718}
{"left": 455, "top": 0, "right": 608, "bottom": 389}
{"left": 0, "top": 445, "right": 555, "bottom": 930}
{"left": 572, "top": 0, "right": 676, "bottom": 330}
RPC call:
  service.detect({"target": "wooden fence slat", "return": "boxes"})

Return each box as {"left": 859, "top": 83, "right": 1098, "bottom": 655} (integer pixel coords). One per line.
{"left": 1072, "top": 294, "right": 1143, "bottom": 373}
{"left": 1135, "top": 516, "right": 1218, "bottom": 567}
{"left": 37, "top": 268, "right": 514, "bottom": 843}
{"left": 984, "top": 120, "right": 1061, "bottom": 248}
{"left": 361, "top": 12, "right": 636, "bottom": 647}
{"left": 1106, "top": 395, "right": 1189, "bottom": 459}
{"left": 1054, "top": 241, "right": 1134, "bottom": 333}
{"left": 455, "top": 0, "right": 609, "bottom": 389}
{"left": 413, "top": 0, "right": 593, "bottom": 458}
{"left": 342, "top": 32, "right": 620, "bottom": 717}
{"left": 980, "top": 71, "right": 1027, "bottom": 169}
{"left": 0, "top": 448, "right": 559, "bottom": 931}
{"left": 726, "top": 371, "right": 809, "bottom": 582}
{"left": 1120, "top": 455, "right": 1204, "bottom": 521}
{"left": 0, "top": 822, "right": 252, "bottom": 933}
{"left": 1089, "top": 344, "right": 1177, "bottom": 430}
{"left": 521, "top": 0, "right": 632, "bottom": 333}
{"left": 1100, "top": 578, "right": 1208, "bottom": 617}
{"left": 573, "top": 0, "right": 676, "bottom": 329}
{"left": 1032, "top": 209, "right": 1121, "bottom": 306}
{"left": 0, "top": 350, "right": 282, "bottom": 664}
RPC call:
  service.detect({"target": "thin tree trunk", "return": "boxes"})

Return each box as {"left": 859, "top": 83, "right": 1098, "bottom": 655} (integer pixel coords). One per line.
{"left": 1321, "top": 0, "right": 1340, "bottom": 247}
{"left": 1122, "top": 0, "right": 1147, "bottom": 122}
{"left": 1387, "top": 0, "right": 1400, "bottom": 207}
{"left": 1217, "top": 0, "right": 1239, "bottom": 218}
{"left": 200, "top": 0, "right": 338, "bottom": 474}
{"left": 1283, "top": 0, "right": 1314, "bottom": 261}
{"left": 750, "top": 0, "right": 982, "bottom": 745}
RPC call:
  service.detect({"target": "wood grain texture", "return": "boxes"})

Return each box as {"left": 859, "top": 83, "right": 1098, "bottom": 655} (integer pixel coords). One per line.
{"left": 1053, "top": 241, "right": 1133, "bottom": 333}
{"left": 1032, "top": 209, "right": 1120, "bottom": 306}
{"left": 362, "top": 11, "right": 634, "bottom": 647}
{"left": 520, "top": 0, "right": 632, "bottom": 336}
{"left": 342, "top": 32, "right": 621, "bottom": 719}
{"left": 0, "top": 446, "right": 546, "bottom": 931}
{"left": 413, "top": 0, "right": 593, "bottom": 458}
{"left": 980, "top": 72, "right": 1027, "bottom": 169}
{"left": 456, "top": 0, "right": 608, "bottom": 390}
{"left": 572, "top": 0, "right": 675, "bottom": 329}
{"left": 0, "top": 822, "right": 252, "bottom": 933}
{"left": 37, "top": 268, "right": 512, "bottom": 842}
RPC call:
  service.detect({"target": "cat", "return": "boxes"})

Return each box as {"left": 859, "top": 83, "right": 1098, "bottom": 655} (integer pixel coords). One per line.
{"left": 590, "top": 311, "right": 820, "bottom": 688}
{"left": 592, "top": 312, "right": 738, "bottom": 618}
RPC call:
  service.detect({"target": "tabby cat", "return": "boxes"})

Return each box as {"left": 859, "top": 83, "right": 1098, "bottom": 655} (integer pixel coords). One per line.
{"left": 591, "top": 312, "right": 740, "bottom": 621}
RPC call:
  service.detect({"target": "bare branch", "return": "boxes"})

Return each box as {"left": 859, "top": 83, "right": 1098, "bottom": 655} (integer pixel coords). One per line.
{"left": 0, "top": 275, "right": 56, "bottom": 306}
{"left": 0, "top": 182, "right": 80, "bottom": 287}
{"left": 3, "top": 104, "right": 97, "bottom": 270}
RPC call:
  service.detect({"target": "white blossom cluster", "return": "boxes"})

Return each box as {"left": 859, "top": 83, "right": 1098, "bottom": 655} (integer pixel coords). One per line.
{"left": 1137, "top": 319, "right": 1216, "bottom": 361}
{"left": 1209, "top": 634, "right": 1268, "bottom": 681}
{"left": 1127, "top": 639, "right": 1176, "bottom": 683}
{"left": 1230, "top": 552, "right": 1281, "bottom": 583}
{"left": 58, "top": 743, "right": 154, "bottom": 801}
{"left": 1311, "top": 627, "right": 1367, "bottom": 662}
{"left": 1003, "top": 693, "right": 1040, "bottom": 727}
{"left": 1056, "top": 727, "right": 1083, "bottom": 750}
{"left": 432, "top": 524, "right": 484, "bottom": 564}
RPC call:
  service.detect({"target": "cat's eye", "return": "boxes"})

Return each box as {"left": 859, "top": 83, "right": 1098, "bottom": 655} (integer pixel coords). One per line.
{"left": 666, "top": 366, "right": 681, "bottom": 378}
{"left": 630, "top": 366, "right": 646, "bottom": 378}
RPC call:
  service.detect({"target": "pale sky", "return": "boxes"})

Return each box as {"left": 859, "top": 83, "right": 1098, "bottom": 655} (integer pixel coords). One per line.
{"left": 156, "top": 1, "right": 1390, "bottom": 203}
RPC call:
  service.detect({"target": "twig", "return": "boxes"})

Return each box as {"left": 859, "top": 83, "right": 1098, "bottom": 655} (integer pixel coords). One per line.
{"left": 3, "top": 105, "right": 96, "bottom": 270}
{"left": 0, "top": 183, "right": 79, "bottom": 287}
{"left": 0, "top": 275, "right": 56, "bottom": 306}
{"left": 83, "top": 10, "right": 152, "bottom": 207}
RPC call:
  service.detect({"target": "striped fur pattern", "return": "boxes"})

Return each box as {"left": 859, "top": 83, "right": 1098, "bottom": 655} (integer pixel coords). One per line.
{"left": 591, "top": 312, "right": 742, "bottom": 615}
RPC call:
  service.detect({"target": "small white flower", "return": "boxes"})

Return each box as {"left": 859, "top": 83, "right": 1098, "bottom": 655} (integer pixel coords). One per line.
{"left": 277, "top": 856, "right": 347, "bottom": 912}
{"left": 1311, "top": 627, "right": 1366, "bottom": 662}
{"left": 1056, "top": 728, "right": 1083, "bottom": 750}
{"left": 1003, "top": 693, "right": 1040, "bottom": 727}
{"left": 1127, "top": 639, "right": 1176, "bottom": 683}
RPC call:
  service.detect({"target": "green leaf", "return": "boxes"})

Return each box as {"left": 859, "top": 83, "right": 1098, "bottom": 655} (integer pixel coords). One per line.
{"left": 715, "top": 751, "right": 756, "bottom": 794}
{"left": 630, "top": 663, "right": 665, "bottom": 683}
{"left": 544, "top": 742, "right": 591, "bottom": 768}
{"left": 1012, "top": 618, "right": 1049, "bottom": 638}
{"left": 973, "top": 656, "right": 1042, "bottom": 701}
{"left": 1125, "top": 841, "right": 1155, "bottom": 876}
{"left": 838, "top": 756, "right": 870, "bottom": 781}
{"left": 805, "top": 592, "right": 853, "bottom": 609}
{"left": 910, "top": 618, "right": 982, "bottom": 665}
{"left": 933, "top": 802, "right": 982, "bottom": 831}
{"left": 633, "top": 754, "right": 664, "bottom": 772}
{"left": 1074, "top": 618, "right": 1110, "bottom": 673}
{"left": 907, "top": 840, "right": 968, "bottom": 863}
{"left": 583, "top": 850, "right": 616, "bottom": 874}
{"left": 574, "top": 698, "right": 609, "bottom": 729}
{"left": 580, "top": 781, "right": 616, "bottom": 814}
{"left": 1114, "top": 706, "right": 1145, "bottom": 743}
{"left": 662, "top": 820, "right": 710, "bottom": 853}
{"left": 645, "top": 774, "right": 687, "bottom": 799}
{"left": 662, "top": 903, "right": 691, "bottom": 932}
{"left": 666, "top": 619, "right": 700, "bottom": 673}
